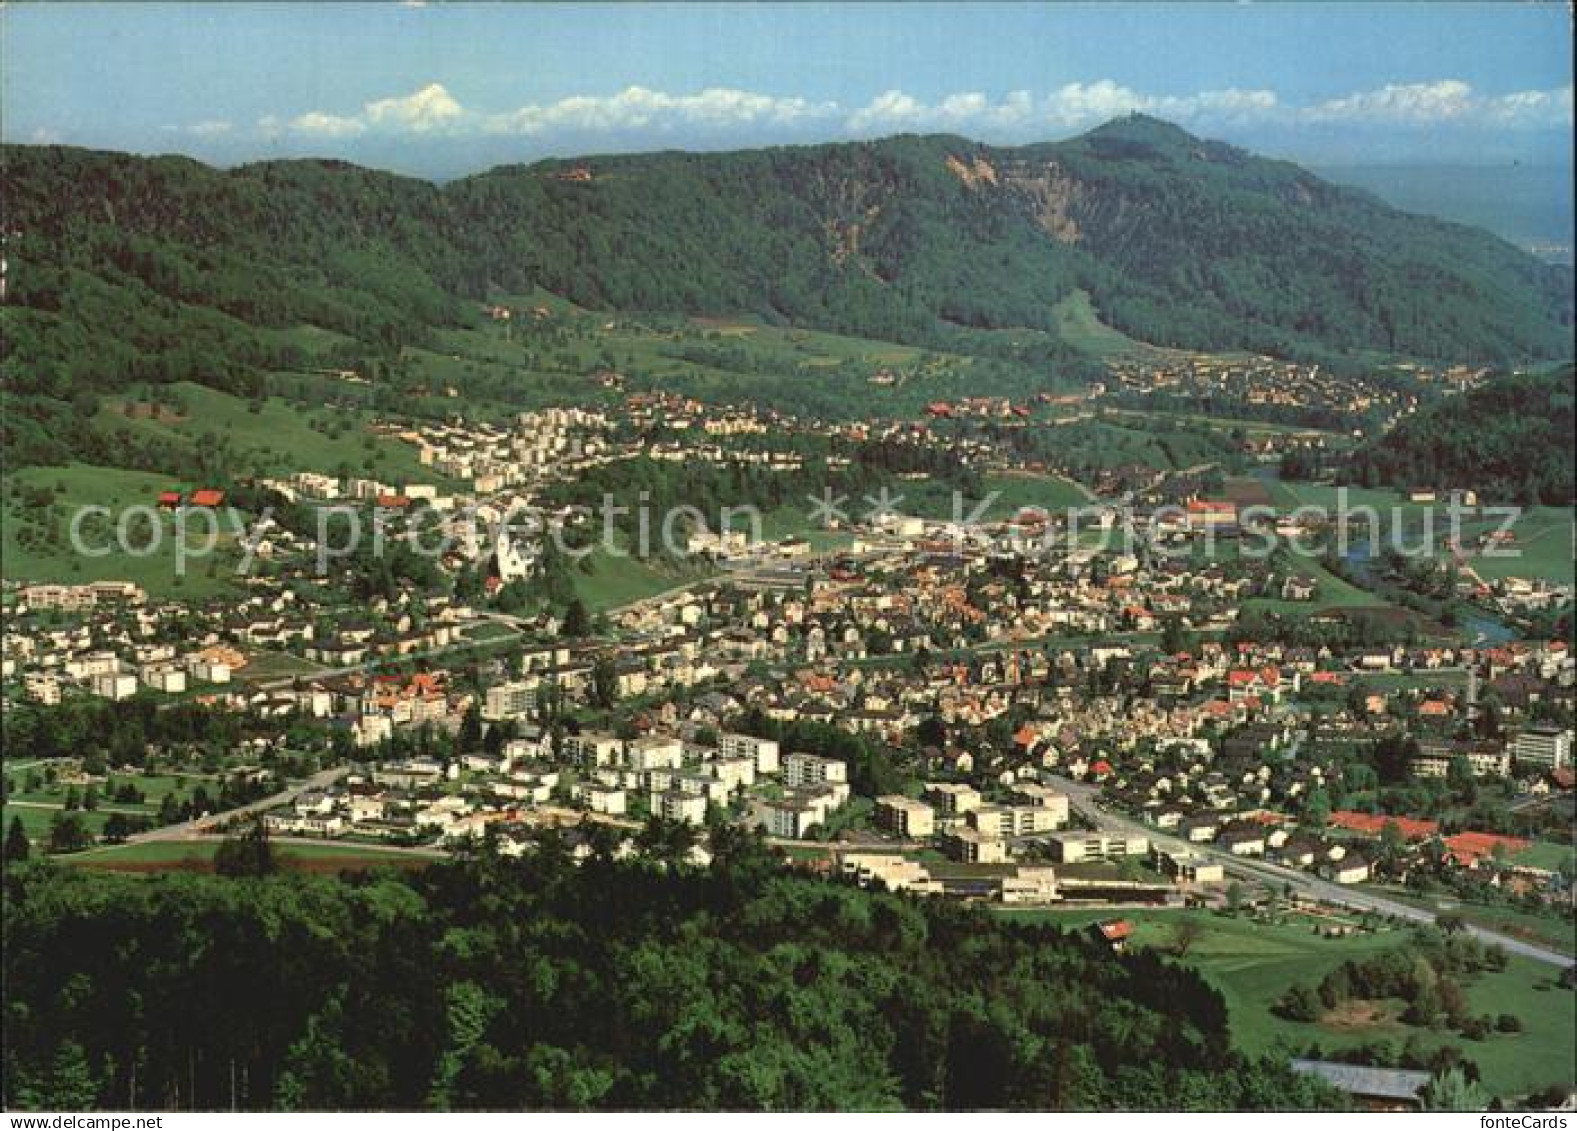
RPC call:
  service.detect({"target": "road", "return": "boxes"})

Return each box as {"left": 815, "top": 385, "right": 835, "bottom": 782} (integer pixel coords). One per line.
{"left": 127, "top": 765, "right": 350, "bottom": 844}
{"left": 1047, "top": 774, "right": 1574, "bottom": 970}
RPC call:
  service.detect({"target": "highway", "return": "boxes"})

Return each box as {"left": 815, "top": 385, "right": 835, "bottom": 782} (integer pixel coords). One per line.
{"left": 1046, "top": 774, "right": 1574, "bottom": 970}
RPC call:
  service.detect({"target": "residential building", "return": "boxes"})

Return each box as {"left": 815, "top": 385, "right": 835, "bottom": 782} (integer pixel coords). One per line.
{"left": 943, "top": 828, "right": 1009, "bottom": 864}
{"left": 483, "top": 680, "right": 539, "bottom": 721}
{"left": 720, "top": 732, "right": 780, "bottom": 775}
{"left": 874, "top": 795, "right": 936, "bottom": 838}
{"left": 91, "top": 671, "right": 138, "bottom": 701}
{"left": 782, "top": 752, "right": 848, "bottom": 789}
{"left": 1514, "top": 725, "right": 1573, "bottom": 771}
{"left": 1046, "top": 832, "right": 1150, "bottom": 864}
{"left": 653, "top": 789, "right": 707, "bottom": 825}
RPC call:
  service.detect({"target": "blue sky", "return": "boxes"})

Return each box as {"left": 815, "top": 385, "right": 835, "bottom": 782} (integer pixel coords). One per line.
{"left": 3, "top": 2, "right": 1572, "bottom": 178}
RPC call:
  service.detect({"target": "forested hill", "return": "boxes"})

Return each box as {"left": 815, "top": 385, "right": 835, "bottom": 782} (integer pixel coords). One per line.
{"left": 449, "top": 118, "right": 1573, "bottom": 361}
{"left": 1, "top": 837, "right": 1341, "bottom": 1111}
{"left": 1349, "top": 367, "right": 1576, "bottom": 505}
{"left": 2, "top": 117, "right": 1572, "bottom": 410}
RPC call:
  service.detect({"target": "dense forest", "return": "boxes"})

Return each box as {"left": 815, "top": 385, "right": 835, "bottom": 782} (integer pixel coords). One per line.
{"left": 3, "top": 117, "right": 1571, "bottom": 436}
{"left": 1348, "top": 367, "right": 1575, "bottom": 504}
{"left": 2, "top": 834, "right": 1341, "bottom": 1111}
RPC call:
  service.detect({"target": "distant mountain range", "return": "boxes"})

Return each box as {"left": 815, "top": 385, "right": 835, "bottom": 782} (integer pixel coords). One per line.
{"left": 2, "top": 115, "right": 1572, "bottom": 413}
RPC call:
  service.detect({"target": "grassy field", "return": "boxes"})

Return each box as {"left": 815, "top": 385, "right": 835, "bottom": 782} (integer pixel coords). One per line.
{"left": 750, "top": 506, "right": 856, "bottom": 551}
{"left": 1, "top": 462, "right": 247, "bottom": 599}
{"left": 976, "top": 472, "right": 1096, "bottom": 512}
{"left": 572, "top": 548, "right": 713, "bottom": 613}
{"left": 3, "top": 803, "right": 115, "bottom": 841}
{"left": 1363, "top": 884, "right": 1576, "bottom": 957}
{"left": 235, "top": 649, "right": 331, "bottom": 684}
{"left": 1512, "top": 841, "right": 1577, "bottom": 874}
{"left": 1262, "top": 481, "right": 1573, "bottom": 586}
{"left": 411, "top": 303, "right": 1104, "bottom": 421}
{"left": 1264, "top": 481, "right": 1407, "bottom": 513}
{"left": 97, "top": 381, "right": 435, "bottom": 486}
{"left": 1113, "top": 409, "right": 1347, "bottom": 442}
{"left": 1454, "top": 507, "right": 1575, "bottom": 586}
{"left": 1049, "top": 290, "right": 1155, "bottom": 357}
{"left": 993, "top": 907, "right": 1576, "bottom": 1100}
{"left": 254, "top": 323, "right": 357, "bottom": 357}
{"left": 3, "top": 770, "right": 214, "bottom": 844}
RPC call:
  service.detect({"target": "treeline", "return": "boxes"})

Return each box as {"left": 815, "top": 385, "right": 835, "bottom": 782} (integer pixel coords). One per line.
{"left": 1348, "top": 368, "right": 1575, "bottom": 504}
{"left": 2, "top": 834, "right": 1342, "bottom": 1111}
{"left": 3, "top": 696, "right": 267, "bottom": 770}
{"left": 1274, "top": 928, "right": 1517, "bottom": 1044}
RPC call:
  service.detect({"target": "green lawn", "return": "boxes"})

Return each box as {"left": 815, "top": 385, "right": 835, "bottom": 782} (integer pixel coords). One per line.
{"left": 1455, "top": 507, "right": 1575, "bottom": 587}
{"left": 1364, "top": 884, "right": 1576, "bottom": 957}
{"left": 2, "top": 462, "right": 247, "bottom": 599}
{"left": 751, "top": 506, "right": 856, "bottom": 552}
{"left": 3, "top": 771, "right": 213, "bottom": 847}
{"left": 994, "top": 907, "right": 1576, "bottom": 1100}
{"left": 236, "top": 649, "right": 331, "bottom": 683}
{"left": 976, "top": 473, "right": 1095, "bottom": 513}
{"left": 97, "top": 381, "right": 436, "bottom": 487}
{"left": 1266, "top": 481, "right": 1413, "bottom": 515}
{"left": 1512, "top": 841, "right": 1577, "bottom": 874}
{"left": 3, "top": 803, "right": 115, "bottom": 841}
{"left": 572, "top": 549, "right": 712, "bottom": 613}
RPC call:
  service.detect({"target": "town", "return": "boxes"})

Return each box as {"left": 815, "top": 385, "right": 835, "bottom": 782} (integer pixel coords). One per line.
{"left": 5, "top": 382, "right": 1572, "bottom": 947}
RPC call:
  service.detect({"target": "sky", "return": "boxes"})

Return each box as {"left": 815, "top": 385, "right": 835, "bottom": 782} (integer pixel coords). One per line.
{"left": 3, "top": 2, "right": 1573, "bottom": 179}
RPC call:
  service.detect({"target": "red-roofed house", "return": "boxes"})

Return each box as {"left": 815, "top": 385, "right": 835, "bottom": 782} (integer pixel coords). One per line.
{"left": 156, "top": 491, "right": 183, "bottom": 509}
{"left": 1186, "top": 499, "right": 1238, "bottom": 530}
{"left": 1228, "top": 666, "right": 1286, "bottom": 703}
{"left": 1091, "top": 919, "right": 1134, "bottom": 952}
{"left": 189, "top": 488, "right": 226, "bottom": 508}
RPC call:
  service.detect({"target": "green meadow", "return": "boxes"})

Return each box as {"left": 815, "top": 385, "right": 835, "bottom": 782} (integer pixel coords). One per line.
{"left": 994, "top": 907, "right": 1576, "bottom": 1101}
{"left": 97, "top": 381, "right": 435, "bottom": 486}
{"left": 2, "top": 462, "right": 247, "bottom": 599}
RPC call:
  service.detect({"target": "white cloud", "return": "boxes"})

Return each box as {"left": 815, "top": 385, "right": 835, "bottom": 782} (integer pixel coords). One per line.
{"left": 1302, "top": 80, "right": 1476, "bottom": 124}
{"left": 290, "top": 110, "right": 366, "bottom": 138}
{"left": 1301, "top": 80, "right": 1572, "bottom": 128}
{"left": 845, "top": 82, "right": 1281, "bottom": 136}
{"left": 484, "top": 85, "right": 837, "bottom": 136}
{"left": 285, "top": 82, "right": 461, "bottom": 138}
{"left": 186, "top": 119, "right": 233, "bottom": 138}
{"left": 365, "top": 82, "right": 463, "bottom": 133}
{"left": 247, "top": 78, "right": 1574, "bottom": 149}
